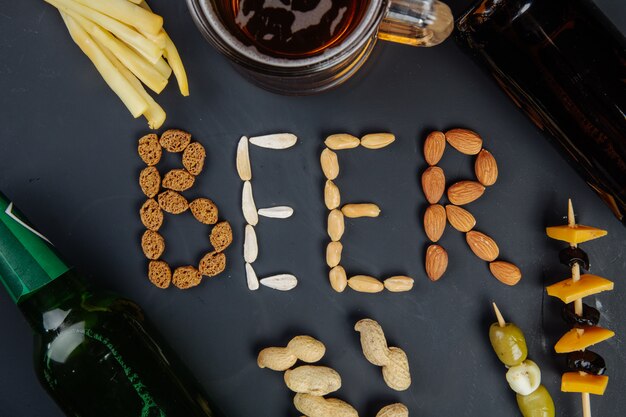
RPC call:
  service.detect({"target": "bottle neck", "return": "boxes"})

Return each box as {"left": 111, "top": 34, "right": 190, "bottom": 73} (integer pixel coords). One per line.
{"left": 18, "top": 269, "right": 87, "bottom": 333}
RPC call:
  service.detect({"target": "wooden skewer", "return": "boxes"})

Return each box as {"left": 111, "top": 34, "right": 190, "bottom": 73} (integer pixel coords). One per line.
{"left": 493, "top": 302, "right": 506, "bottom": 327}
{"left": 567, "top": 199, "right": 592, "bottom": 417}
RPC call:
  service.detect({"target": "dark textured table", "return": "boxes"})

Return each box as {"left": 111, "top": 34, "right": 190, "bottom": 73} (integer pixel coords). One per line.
{"left": 1, "top": 1, "right": 625, "bottom": 416}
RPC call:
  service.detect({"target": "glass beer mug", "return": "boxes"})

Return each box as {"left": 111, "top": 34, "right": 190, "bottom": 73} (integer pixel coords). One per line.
{"left": 187, "top": 0, "right": 453, "bottom": 94}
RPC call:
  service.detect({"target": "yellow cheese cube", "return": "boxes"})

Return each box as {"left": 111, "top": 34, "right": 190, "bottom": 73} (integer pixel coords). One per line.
{"left": 546, "top": 224, "right": 607, "bottom": 244}
{"left": 554, "top": 327, "right": 615, "bottom": 353}
{"left": 546, "top": 274, "right": 614, "bottom": 303}
{"left": 562, "top": 372, "right": 609, "bottom": 395}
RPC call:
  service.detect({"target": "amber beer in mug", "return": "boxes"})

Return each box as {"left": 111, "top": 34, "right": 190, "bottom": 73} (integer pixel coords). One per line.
{"left": 187, "top": 0, "right": 454, "bottom": 94}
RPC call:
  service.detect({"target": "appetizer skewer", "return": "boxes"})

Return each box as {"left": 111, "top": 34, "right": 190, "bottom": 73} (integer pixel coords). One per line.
{"left": 489, "top": 303, "right": 555, "bottom": 417}
{"left": 545, "top": 200, "right": 615, "bottom": 417}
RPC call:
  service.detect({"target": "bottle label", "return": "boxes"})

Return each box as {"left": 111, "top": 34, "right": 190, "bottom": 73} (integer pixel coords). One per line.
{"left": 0, "top": 194, "right": 70, "bottom": 303}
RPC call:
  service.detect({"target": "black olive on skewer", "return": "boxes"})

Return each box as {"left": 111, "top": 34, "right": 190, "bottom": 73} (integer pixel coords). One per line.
{"left": 566, "top": 350, "right": 607, "bottom": 375}
{"left": 562, "top": 303, "right": 600, "bottom": 327}
{"left": 559, "top": 246, "right": 590, "bottom": 270}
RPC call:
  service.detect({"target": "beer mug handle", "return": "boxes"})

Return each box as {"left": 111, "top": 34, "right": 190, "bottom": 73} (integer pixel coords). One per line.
{"left": 378, "top": 0, "right": 454, "bottom": 47}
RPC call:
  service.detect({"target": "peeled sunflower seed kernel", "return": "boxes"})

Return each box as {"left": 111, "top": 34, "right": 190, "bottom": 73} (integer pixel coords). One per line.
{"left": 258, "top": 206, "right": 294, "bottom": 218}
{"left": 506, "top": 360, "right": 541, "bottom": 396}
{"left": 383, "top": 276, "right": 414, "bottom": 292}
{"left": 329, "top": 265, "right": 347, "bottom": 292}
{"left": 236, "top": 136, "right": 252, "bottom": 181}
{"left": 341, "top": 203, "right": 380, "bottom": 218}
{"left": 327, "top": 209, "right": 345, "bottom": 241}
{"left": 424, "top": 131, "right": 446, "bottom": 165}
{"left": 249, "top": 133, "right": 297, "bottom": 149}
{"left": 326, "top": 242, "right": 343, "bottom": 268}
{"left": 243, "top": 225, "right": 258, "bottom": 263}
{"left": 361, "top": 133, "right": 395, "bottom": 149}
{"left": 245, "top": 262, "right": 259, "bottom": 291}
{"left": 325, "top": 133, "right": 360, "bottom": 150}
{"left": 348, "top": 275, "right": 384, "bottom": 293}
{"left": 320, "top": 148, "right": 339, "bottom": 180}
{"left": 259, "top": 274, "right": 298, "bottom": 291}
{"left": 324, "top": 180, "right": 341, "bottom": 210}
{"left": 242, "top": 181, "right": 258, "bottom": 226}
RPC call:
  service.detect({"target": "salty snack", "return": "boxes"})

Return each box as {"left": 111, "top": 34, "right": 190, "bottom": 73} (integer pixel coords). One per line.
{"left": 44, "top": 0, "right": 188, "bottom": 128}
{"left": 489, "top": 303, "right": 555, "bottom": 417}
{"left": 546, "top": 200, "right": 614, "bottom": 416}
{"left": 355, "top": 318, "right": 411, "bottom": 391}
{"left": 237, "top": 133, "right": 299, "bottom": 291}
{"left": 420, "top": 129, "right": 520, "bottom": 284}
{"left": 321, "top": 133, "right": 413, "bottom": 293}
{"left": 258, "top": 335, "right": 326, "bottom": 371}
{"left": 137, "top": 130, "right": 230, "bottom": 289}
{"left": 139, "top": 166, "right": 161, "bottom": 198}
{"left": 182, "top": 142, "right": 206, "bottom": 176}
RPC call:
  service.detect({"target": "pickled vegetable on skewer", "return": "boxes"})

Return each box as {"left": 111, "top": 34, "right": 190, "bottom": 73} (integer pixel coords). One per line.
{"left": 545, "top": 199, "right": 614, "bottom": 417}
{"left": 546, "top": 274, "right": 614, "bottom": 303}
{"left": 488, "top": 303, "right": 555, "bottom": 417}
{"left": 562, "top": 304, "right": 600, "bottom": 328}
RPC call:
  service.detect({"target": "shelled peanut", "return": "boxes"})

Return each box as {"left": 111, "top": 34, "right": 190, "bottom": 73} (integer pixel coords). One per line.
{"left": 322, "top": 133, "right": 413, "bottom": 294}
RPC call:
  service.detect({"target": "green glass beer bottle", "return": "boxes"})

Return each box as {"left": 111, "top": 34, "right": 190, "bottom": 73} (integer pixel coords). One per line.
{"left": 0, "top": 192, "right": 221, "bottom": 417}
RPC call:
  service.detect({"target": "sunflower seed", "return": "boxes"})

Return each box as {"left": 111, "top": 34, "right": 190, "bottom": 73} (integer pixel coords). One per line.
{"left": 245, "top": 263, "right": 259, "bottom": 291}
{"left": 249, "top": 133, "right": 297, "bottom": 149}
{"left": 236, "top": 136, "right": 252, "bottom": 181}
{"left": 260, "top": 274, "right": 298, "bottom": 291}
{"left": 258, "top": 206, "right": 294, "bottom": 219}
{"left": 242, "top": 181, "right": 258, "bottom": 226}
{"left": 244, "top": 224, "right": 258, "bottom": 263}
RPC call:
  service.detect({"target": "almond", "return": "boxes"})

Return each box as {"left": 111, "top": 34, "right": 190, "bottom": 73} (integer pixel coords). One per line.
{"left": 383, "top": 276, "right": 414, "bottom": 292}
{"left": 447, "top": 181, "right": 485, "bottom": 205}
{"left": 466, "top": 230, "right": 499, "bottom": 261}
{"left": 242, "top": 180, "right": 259, "bottom": 226}
{"left": 325, "top": 133, "right": 360, "bottom": 150}
{"left": 475, "top": 149, "right": 498, "bottom": 186}
{"left": 424, "top": 204, "right": 446, "bottom": 242}
{"left": 445, "top": 205, "right": 476, "bottom": 232}
{"left": 327, "top": 209, "right": 345, "bottom": 241}
{"left": 249, "top": 133, "right": 297, "bottom": 149}
{"left": 329, "top": 265, "right": 347, "bottom": 292}
{"left": 341, "top": 203, "right": 380, "bottom": 218}
{"left": 320, "top": 148, "right": 339, "bottom": 180}
{"left": 489, "top": 261, "right": 522, "bottom": 286}
{"left": 421, "top": 166, "right": 445, "bottom": 204}
{"left": 348, "top": 275, "right": 384, "bottom": 293}
{"left": 360, "top": 133, "right": 395, "bottom": 149}
{"left": 423, "top": 131, "right": 446, "bottom": 165}
{"left": 445, "top": 128, "right": 483, "bottom": 155}
{"left": 425, "top": 244, "right": 448, "bottom": 281}
{"left": 324, "top": 180, "right": 341, "bottom": 210}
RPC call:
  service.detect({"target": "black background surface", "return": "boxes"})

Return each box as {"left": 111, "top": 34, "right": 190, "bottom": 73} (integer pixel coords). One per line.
{"left": 1, "top": 1, "right": 625, "bottom": 416}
